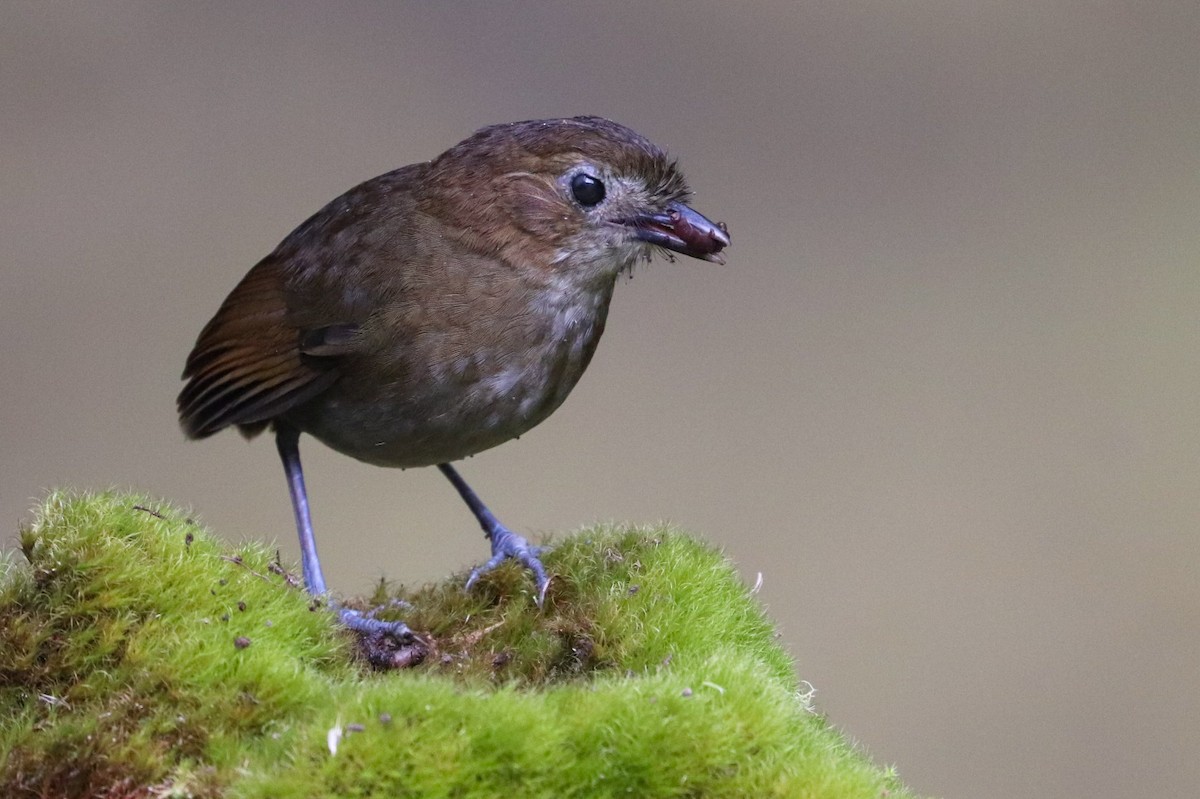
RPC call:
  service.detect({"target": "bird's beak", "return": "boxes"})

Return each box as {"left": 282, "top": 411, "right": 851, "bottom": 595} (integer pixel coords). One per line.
{"left": 616, "top": 202, "right": 731, "bottom": 264}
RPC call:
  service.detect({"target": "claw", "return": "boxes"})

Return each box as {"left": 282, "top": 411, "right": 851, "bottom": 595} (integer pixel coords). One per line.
{"left": 435, "top": 463, "right": 552, "bottom": 606}
{"left": 335, "top": 605, "right": 428, "bottom": 670}
{"left": 335, "top": 605, "right": 414, "bottom": 642}
{"left": 465, "top": 525, "right": 551, "bottom": 607}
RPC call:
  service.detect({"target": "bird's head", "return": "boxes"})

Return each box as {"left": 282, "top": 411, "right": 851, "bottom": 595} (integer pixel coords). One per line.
{"left": 423, "top": 116, "right": 730, "bottom": 286}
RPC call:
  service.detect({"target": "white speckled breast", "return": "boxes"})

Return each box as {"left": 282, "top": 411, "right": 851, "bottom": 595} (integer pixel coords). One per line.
{"left": 289, "top": 269, "right": 617, "bottom": 468}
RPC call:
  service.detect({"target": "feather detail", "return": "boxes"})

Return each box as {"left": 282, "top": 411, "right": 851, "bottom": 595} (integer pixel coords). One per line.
{"left": 177, "top": 259, "right": 338, "bottom": 439}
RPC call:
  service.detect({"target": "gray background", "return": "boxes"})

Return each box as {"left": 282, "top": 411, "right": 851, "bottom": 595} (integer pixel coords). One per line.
{"left": 3, "top": 3, "right": 1198, "bottom": 797}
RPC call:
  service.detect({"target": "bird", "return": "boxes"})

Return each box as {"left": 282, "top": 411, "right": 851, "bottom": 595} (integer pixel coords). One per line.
{"left": 177, "top": 116, "right": 729, "bottom": 638}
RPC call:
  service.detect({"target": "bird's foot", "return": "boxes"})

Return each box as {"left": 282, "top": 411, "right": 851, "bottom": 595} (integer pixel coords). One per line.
{"left": 334, "top": 604, "right": 428, "bottom": 670}
{"left": 337, "top": 605, "right": 414, "bottom": 639}
{"left": 466, "top": 524, "right": 550, "bottom": 606}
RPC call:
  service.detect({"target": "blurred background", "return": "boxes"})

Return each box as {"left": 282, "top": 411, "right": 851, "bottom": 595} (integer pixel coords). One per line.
{"left": 3, "top": 2, "right": 1198, "bottom": 796}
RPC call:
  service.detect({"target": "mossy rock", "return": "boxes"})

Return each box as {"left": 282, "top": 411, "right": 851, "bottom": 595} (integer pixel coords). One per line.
{"left": 0, "top": 491, "right": 915, "bottom": 798}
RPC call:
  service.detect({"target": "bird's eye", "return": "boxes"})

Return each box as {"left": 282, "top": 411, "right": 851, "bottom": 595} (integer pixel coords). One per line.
{"left": 570, "top": 173, "right": 606, "bottom": 207}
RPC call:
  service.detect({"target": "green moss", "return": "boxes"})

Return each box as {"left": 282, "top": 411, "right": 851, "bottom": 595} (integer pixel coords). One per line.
{"left": 0, "top": 490, "right": 917, "bottom": 798}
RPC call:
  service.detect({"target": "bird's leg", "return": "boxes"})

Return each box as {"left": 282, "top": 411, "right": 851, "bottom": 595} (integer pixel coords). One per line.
{"left": 437, "top": 463, "right": 550, "bottom": 606}
{"left": 275, "top": 424, "right": 412, "bottom": 639}
{"left": 275, "top": 423, "right": 326, "bottom": 596}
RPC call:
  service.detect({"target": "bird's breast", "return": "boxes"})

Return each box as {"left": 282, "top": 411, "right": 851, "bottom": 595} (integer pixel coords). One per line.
{"left": 478, "top": 281, "right": 610, "bottom": 422}
{"left": 292, "top": 276, "right": 614, "bottom": 467}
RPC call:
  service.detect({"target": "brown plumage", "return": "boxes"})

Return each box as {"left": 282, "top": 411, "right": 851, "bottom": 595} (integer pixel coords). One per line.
{"left": 177, "top": 116, "right": 729, "bottom": 635}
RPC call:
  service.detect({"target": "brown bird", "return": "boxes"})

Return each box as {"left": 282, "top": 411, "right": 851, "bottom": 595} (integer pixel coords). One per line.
{"left": 178, "top": 116, "right": 729, "bottom": 636}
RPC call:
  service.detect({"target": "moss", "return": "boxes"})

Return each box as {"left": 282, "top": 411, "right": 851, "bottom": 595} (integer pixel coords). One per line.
{"left": 0, "top": 490, "right": 917, "bottom": 799}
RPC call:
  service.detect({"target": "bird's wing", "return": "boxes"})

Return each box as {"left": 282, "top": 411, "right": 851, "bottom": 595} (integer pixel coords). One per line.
{"left": 177, "top": 258, "right": 353, "bottom": 439}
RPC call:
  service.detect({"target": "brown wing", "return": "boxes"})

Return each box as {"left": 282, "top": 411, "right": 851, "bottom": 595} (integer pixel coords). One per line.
{"left": 177, "top": 259, "right": 341, "bottom": 439}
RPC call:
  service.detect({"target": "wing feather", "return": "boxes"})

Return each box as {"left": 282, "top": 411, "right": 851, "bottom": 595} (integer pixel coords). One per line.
{"left": 178, "top": 260, "right": 339, "bottom": 439}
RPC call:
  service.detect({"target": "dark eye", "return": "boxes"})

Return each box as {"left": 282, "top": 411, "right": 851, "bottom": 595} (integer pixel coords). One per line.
{"left": 570, "top": 172, "right": 606, "bottom": 207}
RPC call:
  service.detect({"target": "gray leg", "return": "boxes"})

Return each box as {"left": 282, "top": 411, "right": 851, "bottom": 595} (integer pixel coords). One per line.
{"left": 275, "top": 423, "right": 327, "bottom": 595}
{"left": 438, "top": 462, "right": 550, "bottom": 605}
{"left": 276, "top": 424, "right": 411, "bottom": 639}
